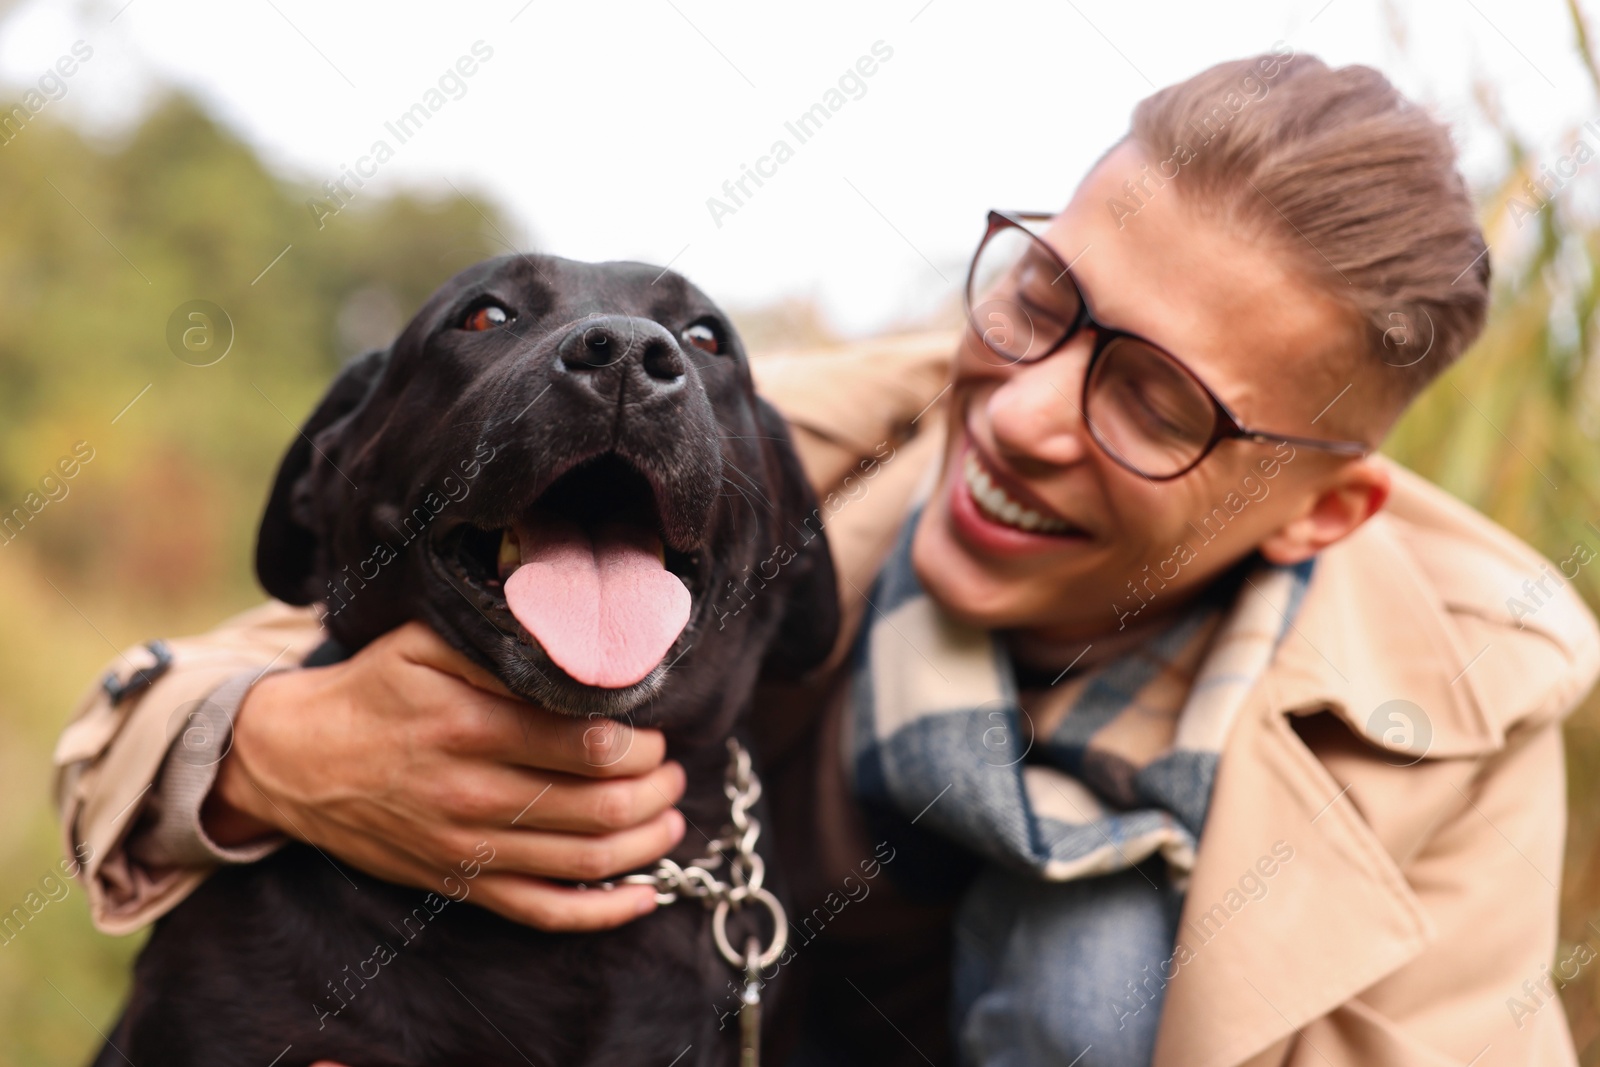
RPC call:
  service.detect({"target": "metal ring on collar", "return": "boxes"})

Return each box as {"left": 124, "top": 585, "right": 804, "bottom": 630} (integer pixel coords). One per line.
{"left": 712, "top": 886, "right": 787, "bottom": 971}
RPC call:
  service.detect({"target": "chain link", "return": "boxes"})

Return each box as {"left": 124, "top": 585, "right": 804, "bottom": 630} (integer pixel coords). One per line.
{"left": 606, "top": 737, "right": 786, "bottom": 970}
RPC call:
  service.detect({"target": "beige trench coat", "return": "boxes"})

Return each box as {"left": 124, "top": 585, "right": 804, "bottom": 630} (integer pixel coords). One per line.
{"left": 56, "top": 332, "right": 1600, "bottom": 1067}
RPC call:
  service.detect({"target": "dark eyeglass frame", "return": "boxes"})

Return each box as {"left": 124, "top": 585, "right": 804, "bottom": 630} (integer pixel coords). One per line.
{"left": 966, "top": 209, "right": 1371, "bottom": 481}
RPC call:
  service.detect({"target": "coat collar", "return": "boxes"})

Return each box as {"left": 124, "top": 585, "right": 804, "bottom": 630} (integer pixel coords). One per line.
{"left": 1266, "top": 495, "right": 1504, "bottom": 760}
{"left": 1152, "top": 489, "right": 1503, "bottom": 1067}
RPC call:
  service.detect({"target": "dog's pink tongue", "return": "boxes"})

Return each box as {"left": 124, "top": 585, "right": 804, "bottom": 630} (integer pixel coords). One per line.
{"left": 503, "top": 519, "right": 689, "bottom": 689}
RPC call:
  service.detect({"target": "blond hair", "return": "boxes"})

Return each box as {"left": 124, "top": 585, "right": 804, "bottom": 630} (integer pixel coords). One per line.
{"left": 1128, "top": 51, "right": 1490, "bottom": 400}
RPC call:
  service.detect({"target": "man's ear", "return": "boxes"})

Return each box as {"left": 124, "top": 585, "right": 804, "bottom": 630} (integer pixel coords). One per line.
{"left": 255, "top": 348, "right": 390, "bottom": 605}
{"left": 754, "top": 395, "right": 840, "bottom": 680}
{"left": 1259, "top": 456, "right": 1391, "bottom": 565}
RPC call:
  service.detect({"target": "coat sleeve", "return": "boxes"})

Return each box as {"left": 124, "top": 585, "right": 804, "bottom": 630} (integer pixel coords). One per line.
{"left": 55, "top": 331, "right": 958, "bottom": 935}
{"left": 752, "top": 330, "right": 956, "bottom": 655}
{"left": 751, "top": 330, "right": 954, "bottom": 500}
{"left": 53, "top": 600, "right": 325, "bottom": 934}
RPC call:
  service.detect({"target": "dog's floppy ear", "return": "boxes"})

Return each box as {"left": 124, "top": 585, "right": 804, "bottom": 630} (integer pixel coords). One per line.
{"left": 255, "top": 348, "right": 389, "bottom": 605}
{"left": 754, "top": 395, "right": 840, "bottom": 680}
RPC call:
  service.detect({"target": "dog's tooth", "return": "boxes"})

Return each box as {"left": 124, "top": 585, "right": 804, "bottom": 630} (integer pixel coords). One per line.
{"left": 498, "top": 528, "right": 520, "bottom": 578}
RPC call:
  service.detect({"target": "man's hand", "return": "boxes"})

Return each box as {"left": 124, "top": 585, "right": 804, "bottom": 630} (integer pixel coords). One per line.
{"left": 202, "top": 621, "right": 687, "bottom": 931}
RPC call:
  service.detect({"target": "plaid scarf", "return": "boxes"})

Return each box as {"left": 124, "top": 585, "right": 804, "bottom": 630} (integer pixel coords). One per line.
{"left": 849, "top": 513, "right": 1312, "bottom": 888}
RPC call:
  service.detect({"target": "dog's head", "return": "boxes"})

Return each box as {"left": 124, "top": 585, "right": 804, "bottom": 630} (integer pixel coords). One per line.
{"left": 256, "top": 254, "right": 837, "bottom": 728}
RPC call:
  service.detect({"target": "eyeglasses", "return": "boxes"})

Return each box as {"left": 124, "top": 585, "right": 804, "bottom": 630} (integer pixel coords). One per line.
{"left": 964, "top": 210, "right": 1370, "bottom": 481}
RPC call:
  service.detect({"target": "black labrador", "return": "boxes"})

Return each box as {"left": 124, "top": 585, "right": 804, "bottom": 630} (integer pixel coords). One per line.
{"left": 100, "top": 254, "right": 838, "bottom": 1066}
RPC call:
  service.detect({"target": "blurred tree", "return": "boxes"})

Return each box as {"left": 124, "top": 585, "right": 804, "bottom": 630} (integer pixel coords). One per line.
{"left": 0, "top": 94, "right": 516, "bottom": 608}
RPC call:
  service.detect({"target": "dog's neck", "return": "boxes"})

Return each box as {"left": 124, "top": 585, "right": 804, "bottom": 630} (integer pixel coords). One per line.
{"left": 660, "top": 718, "right": 758, "bottom": 868}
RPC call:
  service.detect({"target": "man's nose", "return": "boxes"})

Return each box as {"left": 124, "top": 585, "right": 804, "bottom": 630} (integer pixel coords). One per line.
{"left": 555, "top": 315, "right": 687, "bottom": 400}
{"left": 988, "top": 336, "right": 1095, "bottom": 466}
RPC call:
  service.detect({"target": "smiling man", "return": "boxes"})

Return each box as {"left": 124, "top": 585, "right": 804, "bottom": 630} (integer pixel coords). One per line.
{"left": 58, "top": 53, "right": 1599, "bottom": 1067}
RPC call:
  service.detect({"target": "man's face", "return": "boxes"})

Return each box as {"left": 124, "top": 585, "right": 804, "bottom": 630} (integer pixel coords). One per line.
{"left": 913, "top": 141, "right": 1374, "bottom": 640}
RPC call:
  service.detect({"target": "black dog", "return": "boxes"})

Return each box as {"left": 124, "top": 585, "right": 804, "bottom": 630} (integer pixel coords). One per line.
{"left": 101, "top": 254, "right": 838, "bottom": 1066}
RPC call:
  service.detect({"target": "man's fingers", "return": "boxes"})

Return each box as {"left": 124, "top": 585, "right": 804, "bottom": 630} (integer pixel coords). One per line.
{"left": 470, "top": 874, "right": 659, "bottom": 932}
{"left": 483, "top": 761, "right": 685, "bottom": 834}
{"left": 424, "top": 761, "right": 685, "bottom": 832}
{"left": 456, "top": 702, "right": 668, "bottom": 779}
{"left": 376, "top": 622, "right": 668, "bottom": 779}
{"left": 563, "top": 714, "right": 667, "bottom": 778}
{"left": 488, "top": 807, "right": 687, "bottom": 884}
{"left": 387, "top": 620, "right": 516, "bottom": 697}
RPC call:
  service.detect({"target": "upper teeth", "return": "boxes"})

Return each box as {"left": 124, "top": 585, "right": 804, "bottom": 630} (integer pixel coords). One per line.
{"left": 963, "top": 453, "right": 1071, "bottom": 534}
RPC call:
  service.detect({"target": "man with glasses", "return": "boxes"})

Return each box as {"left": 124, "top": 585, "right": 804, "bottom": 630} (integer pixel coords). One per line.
{"left": 57, "top": 54, "right": 1599, "bottom": 1066}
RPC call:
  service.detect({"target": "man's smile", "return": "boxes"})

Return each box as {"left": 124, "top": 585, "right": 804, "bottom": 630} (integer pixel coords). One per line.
{"left": 961, "top": 451, "right": 1075, "bottom": 534}
{"left": 946, "top": 431, "right": 1094, "bottom": 562}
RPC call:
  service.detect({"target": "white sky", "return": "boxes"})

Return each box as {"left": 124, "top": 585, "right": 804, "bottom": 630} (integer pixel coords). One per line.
{"left": 1, "top": 0, "right": 1593, "bottom": 335}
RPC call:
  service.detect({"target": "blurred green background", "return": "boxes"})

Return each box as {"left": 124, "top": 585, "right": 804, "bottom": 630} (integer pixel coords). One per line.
{"left": 2, "top": 13, "right": 1600, "bottom": 1067}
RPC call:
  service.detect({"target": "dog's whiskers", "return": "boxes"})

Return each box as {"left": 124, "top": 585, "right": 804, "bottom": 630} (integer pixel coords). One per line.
{"left": 721, "top": 460, "right": 774, "bottom": 512}
{"left": 719, "top": 478, "right": 766, "bottom": 525}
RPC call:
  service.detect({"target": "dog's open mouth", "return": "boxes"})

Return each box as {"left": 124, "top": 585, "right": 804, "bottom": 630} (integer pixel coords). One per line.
{"left": 444, "top": 453, "right": 698, "bottom": 691}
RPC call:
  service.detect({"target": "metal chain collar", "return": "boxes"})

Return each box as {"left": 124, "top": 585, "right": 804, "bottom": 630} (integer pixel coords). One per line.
{"left": 581, "top": 736, "right": 782, "bottom": 1062}
{"left": 603, "top": 737, "right": 788, "bottom": 971}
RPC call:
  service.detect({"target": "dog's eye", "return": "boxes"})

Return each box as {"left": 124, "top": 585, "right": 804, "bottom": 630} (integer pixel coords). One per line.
{"left": 682, "top": 322, "right": 720, "bottom": 355}
{"left": 462, "top": 302, "right": 513, "bottom": 332}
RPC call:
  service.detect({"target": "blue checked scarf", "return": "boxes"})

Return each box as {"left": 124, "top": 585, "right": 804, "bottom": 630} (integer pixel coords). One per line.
{"left": 849, "top": 512, "right": 1313, "bottom": 890}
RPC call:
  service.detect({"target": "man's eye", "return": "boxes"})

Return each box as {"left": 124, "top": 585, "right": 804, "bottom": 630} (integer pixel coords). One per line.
{"left": 682, "top": 322, "right": 720, "bottom": 355}
{"left": 1123, "top": 379, "right": 1206, "bottom": 444}
{"left": 462, "top": 303, "right": 513, "bottom": 331}
{"left": 1016, "top": 291, "right": 1071, "bottom": 332}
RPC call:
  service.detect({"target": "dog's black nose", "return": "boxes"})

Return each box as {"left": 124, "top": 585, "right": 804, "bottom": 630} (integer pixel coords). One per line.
{"left": 557, "top": 316, "right": 686, "bottom": 395}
